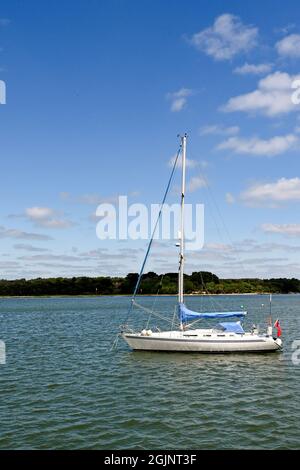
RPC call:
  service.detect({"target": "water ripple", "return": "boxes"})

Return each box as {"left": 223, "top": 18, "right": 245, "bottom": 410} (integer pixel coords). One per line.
{"left": 1, "top": 295, "right": 300, "bottom": 449}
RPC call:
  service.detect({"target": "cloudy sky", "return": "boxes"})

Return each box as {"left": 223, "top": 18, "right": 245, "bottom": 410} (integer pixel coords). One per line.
{"left": 1, "top": 0, "right": 300, "bottom": 280}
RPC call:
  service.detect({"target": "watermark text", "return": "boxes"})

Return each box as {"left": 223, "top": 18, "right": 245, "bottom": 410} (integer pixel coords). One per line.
{"left": 291, "top": 79, "right": 300, "bottom": 105}
{"left": 95, "top": 196, "right": 204, "bottom": 250}
{"left": 0, "top": 80, "right": 6, "bottom": 104}
{"left": 0, "top": 340, "right": 6, "bottom": 365}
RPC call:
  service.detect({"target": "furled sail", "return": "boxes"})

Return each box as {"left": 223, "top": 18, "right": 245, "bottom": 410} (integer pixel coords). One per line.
{"left": 178, "top": 303, "right": 247, "bottom": 323}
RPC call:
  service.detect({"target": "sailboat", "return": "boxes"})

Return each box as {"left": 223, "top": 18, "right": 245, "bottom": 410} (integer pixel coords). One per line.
{"left": 122, "top": 135, "right": 283, "bottom": 353}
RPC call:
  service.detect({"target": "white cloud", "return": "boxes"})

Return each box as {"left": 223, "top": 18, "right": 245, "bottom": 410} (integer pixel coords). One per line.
{"left": 13, "top": 243, "right": 50, "bottom": 252}
{"left": 186, "top": 175, "right": 207, "bottom": 192}
{"left": 275, "top": 24, "right": 295, "bottom": 35}
{"left": 222, "top": 71, "right": 300, "bottom": 117}
{"left": 189, "top": 13, "right": 258, "bottom": 61}
{"left": 234, "top": 238, "right": 300, "bottom": 253}
{"left": 217, "top": 134, "right": 298, "bottom": 156}
{"left": 0, "top": 18, "right": 10, "bottom": 27}
{"left": 39, "top": 219, "right": 74, "bottom": 229}
{"left": 60, "top": 191, "right": 119, "bottom": 205}
{"left": 166, "top": 88, "right": 193, "bottom": 112}
{"left": 276, "top": 34, "right": 300, "bottom": 58}
{"left": 0, "top": 261, "right": 20, "bottom": 268}
{"left": 168, "top": 155, "right": 198, "bottom": 168}
{"left": 225, "top": 192, "right": 235, "bottom": 204}
{"left": 204, "top": 242, "right": 233, "bottom": 253}
{"left": 261, "top": 223, "right": 300, "bottom": 237}
{"left": 233, "top": 62, "right": 273, "bottom": 75}
{"left": 240, "top": 177, "right": 300, "bottom": 206}
{"left": 0, "top": 225, "right": 53, "bottom": 240}
{"left": 18, "top": 254, "right": 81, "bottom": 262}
{"left": 78, "top": 247, "right": 141, "bottom": 262}
{"left": 78, "top": 194, "right": 103, "bottom": 204}
{"left": 59, "top": 191, "right": 70, "bottom": 200}
{"left": 129, "top": 191, "right": 140, "bottom": 198}
{"left": 199, "top": 124, "right": 239, "bottom": 136}
{"left": 25, "top": 206, "right": 75, "bottom": 229}
{"left": 31, "top": 262, "right": 97, "bottom": 270}
{"left": 25, "top": 207, "right": 55, "bottom": 220}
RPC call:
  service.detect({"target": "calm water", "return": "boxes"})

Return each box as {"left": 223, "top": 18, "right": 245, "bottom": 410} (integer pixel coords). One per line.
{"left": 0, "top": 294, "right": 300, "bottom": 450}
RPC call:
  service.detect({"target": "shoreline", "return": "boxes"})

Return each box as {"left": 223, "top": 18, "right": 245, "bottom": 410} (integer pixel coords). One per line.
{"left": 0, "top": 292, "right": 298, "bottom": 299}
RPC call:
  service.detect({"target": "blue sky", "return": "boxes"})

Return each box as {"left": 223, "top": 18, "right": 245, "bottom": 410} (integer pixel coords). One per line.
{"left": 1, "top": 0, "right": 300, "bottom": 279}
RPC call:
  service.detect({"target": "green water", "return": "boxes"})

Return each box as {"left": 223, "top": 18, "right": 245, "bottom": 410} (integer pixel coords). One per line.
{"left": 0, "top": 294, "right": 300, "bottom": 449}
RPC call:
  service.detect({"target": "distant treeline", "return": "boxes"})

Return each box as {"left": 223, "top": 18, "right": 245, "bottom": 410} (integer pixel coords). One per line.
{"left": 0, "top": 271, "right": 300, "bottom": 296}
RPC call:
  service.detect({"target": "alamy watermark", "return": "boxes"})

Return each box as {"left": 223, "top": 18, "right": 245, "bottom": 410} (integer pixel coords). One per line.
{"left": 291, "top": 340, "right": 300, "bottom": 365}
{"left": 0, "top": 340, "right": 5, "bottom": 365}
{"left": 95, "top": 196, "right": 204, "bottom": 250}
{"left": 0, "top": 80, "right": 6, "bottom": 104}
{"left": 278, "top": 340, "right": 300, "bottom": 365}
{"left": 291, "top": 80, "right": 300, "bottom": 105}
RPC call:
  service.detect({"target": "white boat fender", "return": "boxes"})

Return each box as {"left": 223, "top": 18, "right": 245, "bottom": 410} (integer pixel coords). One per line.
{"left": 141, "top": 329, "right": 147, "bottom": 336}
{"left": 146, "top": 329, "right": 152, "bottom": 336}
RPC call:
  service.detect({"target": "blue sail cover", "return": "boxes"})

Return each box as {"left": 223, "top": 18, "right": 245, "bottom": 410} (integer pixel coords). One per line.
{"left": 178, "top": 303, "right": 247, "bottom": 323}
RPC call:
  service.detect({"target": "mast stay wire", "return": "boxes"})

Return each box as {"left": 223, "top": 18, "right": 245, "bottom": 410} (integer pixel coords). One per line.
{"left": 186, "top": 152, "right": 249, "bottom": 312}
{"left": 122, "top": 143, "right": 182, "bottom": 326}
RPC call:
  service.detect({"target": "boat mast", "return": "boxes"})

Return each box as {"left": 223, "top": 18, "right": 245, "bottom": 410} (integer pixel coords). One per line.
{"left": 178, "top": 134, "right": 187, "bottom": 305}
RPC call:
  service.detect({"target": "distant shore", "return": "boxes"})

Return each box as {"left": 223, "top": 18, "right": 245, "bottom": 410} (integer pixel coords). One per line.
{"left": 1, "top": 272, "right": 299, "bottom": 296}
{"left": 0, "top": 292, "right": 298, "bottom": 299}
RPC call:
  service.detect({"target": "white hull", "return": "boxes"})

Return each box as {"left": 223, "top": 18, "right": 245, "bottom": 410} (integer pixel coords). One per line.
{"left": 120, "top": 137, "right": 284, "bottom": 356}
{"left": 122, "top": 329, "right": 282, "bottom": 353}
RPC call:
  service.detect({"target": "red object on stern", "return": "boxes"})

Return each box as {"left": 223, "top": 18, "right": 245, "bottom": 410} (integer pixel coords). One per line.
{"left": 274, "top": 319, "right": 282, "bottom": 338}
